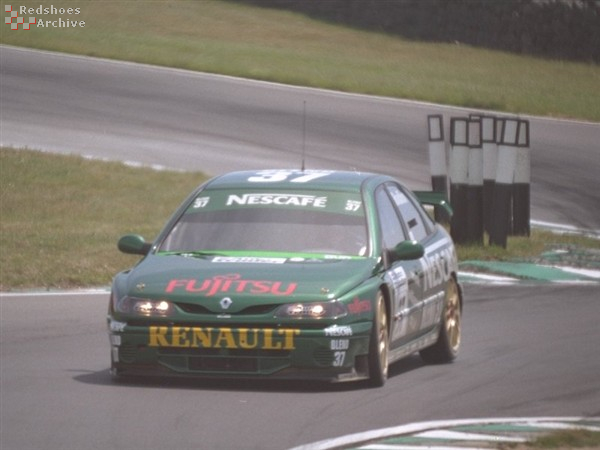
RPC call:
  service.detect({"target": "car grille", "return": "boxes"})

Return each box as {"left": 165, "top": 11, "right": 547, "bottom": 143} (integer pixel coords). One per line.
{"left": 314, "top": 347, "right": 335, "bottom": 366}
{"left": 158, "top": 347, "right": 291, "bottom": 374}
{"left": 176, "top": 303, "right": 278, "bottom": 315}
{"left": 189, "top": 356, "right": 258, "bottom": 372}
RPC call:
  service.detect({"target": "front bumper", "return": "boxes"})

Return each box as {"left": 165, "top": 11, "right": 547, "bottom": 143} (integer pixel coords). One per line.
{"left": 108, "top": 319, "right": 372, "bottom": 382}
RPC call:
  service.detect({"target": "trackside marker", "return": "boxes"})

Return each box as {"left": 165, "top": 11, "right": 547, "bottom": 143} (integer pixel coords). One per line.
{"left": 449, "top": 118, "right": 469, "bottom": 244}
{"left": 467, "top": 115, "right": 484, "bottom": 244}
{"left": 287, "top": 417, "right": 598, "bottom": 450}
{"left": 512, "top": 119, "right": 531, "bottom": 237}
{"left": 489, "top": 118, "right": 519, "bottom": 248}
{"left": 480, "top": 115, "right": 497, "bottom": 234}
{"left": 427, "top": 114, "right": 449, "bottom": 223}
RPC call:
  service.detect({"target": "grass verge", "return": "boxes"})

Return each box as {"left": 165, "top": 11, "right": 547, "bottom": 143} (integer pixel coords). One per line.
{"left": 1, "top": 148, "right": 598, "bottom": 290}
{"left": 502, "top": 428, "right": 600, "bottom": 449}
{"left": 0, "top": 148, "right": 207, "bottom": 289}
{"left": 1, "top": 0, "right": 598, "bottom": 121}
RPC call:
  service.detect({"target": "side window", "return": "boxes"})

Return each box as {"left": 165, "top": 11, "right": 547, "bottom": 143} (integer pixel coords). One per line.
{"left": 375, "top": 186, "right": 407, "bottom": 251}
{"left": 386, "top": 184, "right": 430, "bottom": 242}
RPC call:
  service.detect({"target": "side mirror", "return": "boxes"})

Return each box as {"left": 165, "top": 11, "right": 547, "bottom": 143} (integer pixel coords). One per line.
{"left": 391, "top": 240, "right": 424, "bottom": 261}
{"left": 118, "top": 234, "right": 152, "bottom": 255}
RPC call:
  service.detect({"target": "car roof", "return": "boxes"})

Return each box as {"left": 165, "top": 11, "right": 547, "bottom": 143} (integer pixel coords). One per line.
{"left": 203, "top": 170, "right": 393, "bottom": 192}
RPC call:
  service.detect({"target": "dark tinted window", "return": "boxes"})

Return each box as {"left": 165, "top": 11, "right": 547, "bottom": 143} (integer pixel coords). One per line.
{"left": 386, "top": 184, "right": 430, "bottom": 242}
{"left": 159, "top": 189, "right": 368, "bottom": 256}
{"left": 375, "top": 186, "right": 407, "bottom": 250}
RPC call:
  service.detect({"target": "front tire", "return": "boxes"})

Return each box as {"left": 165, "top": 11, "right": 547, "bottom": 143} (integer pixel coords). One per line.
{"left": 368, "top": 291, "right": 389, "bottom": 387}
{"left": 420, "top": 276, "right": 462, "bottom": 364}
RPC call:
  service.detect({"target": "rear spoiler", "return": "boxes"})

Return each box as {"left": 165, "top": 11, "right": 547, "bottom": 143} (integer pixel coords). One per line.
{"left": 413, "top": 191, "right": 453, "bottom": 217}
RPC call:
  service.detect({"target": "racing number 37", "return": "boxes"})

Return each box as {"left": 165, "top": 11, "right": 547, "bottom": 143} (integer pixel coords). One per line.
{"left": 248, "top": 171, "right": 332, "bottom": 183}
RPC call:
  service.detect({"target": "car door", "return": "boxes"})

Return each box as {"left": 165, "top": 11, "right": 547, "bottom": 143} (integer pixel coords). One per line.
{"left": 374, "top": 186, "right": 423, "bottom": 347}
{"left": 386, "top": 183, "right": 446, "bottom": 335}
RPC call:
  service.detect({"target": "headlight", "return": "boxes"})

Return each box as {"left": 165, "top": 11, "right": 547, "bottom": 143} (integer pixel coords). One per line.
{"left": 117, "top": 296, "right": 174, "bottom": 317}
{"left": 275, "top": 301, "right": 348, "bottom": 319}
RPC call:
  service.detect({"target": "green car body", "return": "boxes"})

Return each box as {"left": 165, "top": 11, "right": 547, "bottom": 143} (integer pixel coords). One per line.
{"left": 108, "top": 170, "right": 462, "bottom": 386}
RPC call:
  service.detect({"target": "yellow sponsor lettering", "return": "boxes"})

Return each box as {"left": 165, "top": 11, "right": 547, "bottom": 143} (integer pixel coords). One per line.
{"left": 147, "top": 327, "right": 300, "bottom": 350}
{"left": 282, "top": 329, "right": 301, "bottom": 350}
{"left": 191, "top": 327, "right": 213, "bottom": 348}
{"left": 171, "top": 326, "right": 190, "bottom": 347}
{"left": 214, "top": 328, "right": 237, "bottom": 349}
{"left": 238, "top": 328, "right": 259, "bottom": 349}
{"left": 262, "top": 328, "right": 282, "bottom": 349}
{"left": 148, "top": 326, "right": 169, "bottom": 347}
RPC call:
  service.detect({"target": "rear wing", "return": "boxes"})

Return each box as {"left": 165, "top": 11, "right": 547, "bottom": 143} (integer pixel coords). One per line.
{"left": 413, "top": 191, "right": 453, "bottom": 217}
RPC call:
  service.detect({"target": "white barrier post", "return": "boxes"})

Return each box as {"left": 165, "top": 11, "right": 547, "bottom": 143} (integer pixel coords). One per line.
{"left": 427, "top": 114, "right": 449, "bottom": 223}
{"left": 467, "top": 116, "right": 483, "bottom": 244}
{"left": 489, "top": 118, "right": 519, "bottom": 248}
{"left": 512, "top": 119, "right": 531, "bottom": 236}
{"left": 449, "top": 118, "right": 470, "bottom": 244}
{"left": 481, "top": 115, "right": 497, "bottom": 234}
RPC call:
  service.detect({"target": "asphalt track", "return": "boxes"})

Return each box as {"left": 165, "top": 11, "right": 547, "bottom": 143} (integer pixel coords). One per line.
{"left": 1, "top": 45, "right": 599, "bottom": 229}
{"left": 2, "top": 286, "right": 599, "bottom": 450}
{"left": 1, "top": 46, "right": 600, "bottom": 449}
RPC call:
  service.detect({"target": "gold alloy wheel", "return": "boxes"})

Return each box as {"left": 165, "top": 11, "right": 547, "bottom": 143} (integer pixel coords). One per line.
{"left": 376, "top": 293, "right": 389, "bottom": 378}
{"left": 445, "top": 278, "right": 461, "bottom": 353}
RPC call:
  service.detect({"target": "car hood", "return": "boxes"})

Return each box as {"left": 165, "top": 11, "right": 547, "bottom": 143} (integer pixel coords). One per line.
{"left": 118, "top": 253, "right": 378, "bottom": 311}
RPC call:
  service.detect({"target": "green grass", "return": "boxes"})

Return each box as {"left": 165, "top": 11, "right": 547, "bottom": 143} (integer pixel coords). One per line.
{"left": 1, "top": 0, "right": 599, "bottom": 121}
{"left": 456, "top": 232, "right": 600, "bottom": 263}
{"left": 501, "top": 428, "right": 600, "bottom": 449}
{"left": 1, "top": 148, "right": 598, "bottom": 290}
{"left": 0, "top": 148, "right": 208, "bottom": 289}
{"left": 528, "top": 429, "right": 600, "bottom": 448}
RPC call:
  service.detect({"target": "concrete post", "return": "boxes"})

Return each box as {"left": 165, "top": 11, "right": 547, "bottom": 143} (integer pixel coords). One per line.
{"left": 481, "top": 116, "right": 498, "bottom": 234}
{"left": 489, "top": 118, "right": 519, "bottom": 248}
{"left": 427, "top": 114, "right": 449, "bottom": 223}
{"left": 449, "top": 118, "right": 470, "bottom": 244}
{"left": 467, "top": 116, "right": 484, "bottom": 244}
{"left": 512, "top": 119, "right": 531, "bottom": 236}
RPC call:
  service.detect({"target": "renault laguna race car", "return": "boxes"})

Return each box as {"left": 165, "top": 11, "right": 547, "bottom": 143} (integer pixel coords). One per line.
{"left": 108, "top": 169, "right": 462, "bottom": 387}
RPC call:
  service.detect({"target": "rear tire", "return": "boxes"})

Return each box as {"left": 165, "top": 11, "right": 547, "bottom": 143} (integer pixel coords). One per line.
{"left": 368, "top": 291, "right": 389, "bottom": 387}
{"left": 420, "top": 276, "right": 461, "bottom": 364}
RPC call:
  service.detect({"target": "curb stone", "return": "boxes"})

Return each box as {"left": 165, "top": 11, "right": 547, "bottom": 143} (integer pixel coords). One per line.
{"left": 458, "top": 245, "right": 600, "bottom": 284}
{"left": 459, "top": 260, "right": 600, "bottom": 284}
{"left": 288, "top": 417, "right": 600, "bottom": 450}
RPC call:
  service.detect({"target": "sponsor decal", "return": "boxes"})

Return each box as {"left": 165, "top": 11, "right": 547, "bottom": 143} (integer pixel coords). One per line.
{"left": 109, "top": 319, "right": 127, "bottom": 333}
{"left": 211, "top": 256, "right": 287, "bottom": 264}
{"left": 165, "top": 274, "right": 297, "bottom": 296}
{"left": 387, "top": 266, "right": 408, "bottom": 302}
{"left": 345, "top": 200, "right": 362, "bottom": 212}
{"left": 347, "top": 297, "right": 371, "bottom": 314}
{"left": 330, "top": 339, "right": 349, "bottom": 350}
{"left": 247, "top": 170, "right": 332, "bottom": 184}
{"left": 227, "top": 193, "right": 327, "bottom": 208}
{"left": 324, "top": 325, "right": 353, "bottom": 337}
{"left": 192, "top": 196, "right": 210, "bottom": 208}
{"left": 421, "top": 244, "right": 456, "bottom": 291}
{"left": 333, "top": 351, "right": 346, "bottom": 367}
{"left": 148, "top": 326, "right": 300, "bottom": 350}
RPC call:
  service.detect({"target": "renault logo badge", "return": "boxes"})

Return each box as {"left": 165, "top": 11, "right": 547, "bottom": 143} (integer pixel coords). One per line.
{"left": 220, "top": 297, "right": 233, "bottom": 310}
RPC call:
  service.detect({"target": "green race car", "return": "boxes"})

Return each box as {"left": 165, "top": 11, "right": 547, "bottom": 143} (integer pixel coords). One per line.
{"left": 108, "top": 169, "right": 462, "bottom": 387}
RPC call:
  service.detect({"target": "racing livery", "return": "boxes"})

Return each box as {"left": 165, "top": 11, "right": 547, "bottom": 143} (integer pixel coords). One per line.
{"left": 108, "top": 170, "right": 462, "bottom": 386}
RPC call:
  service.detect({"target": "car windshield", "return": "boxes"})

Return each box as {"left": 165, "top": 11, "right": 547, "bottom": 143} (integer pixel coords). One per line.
{"left": 159, "top": 189, "right": 368, "bottom": 256}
